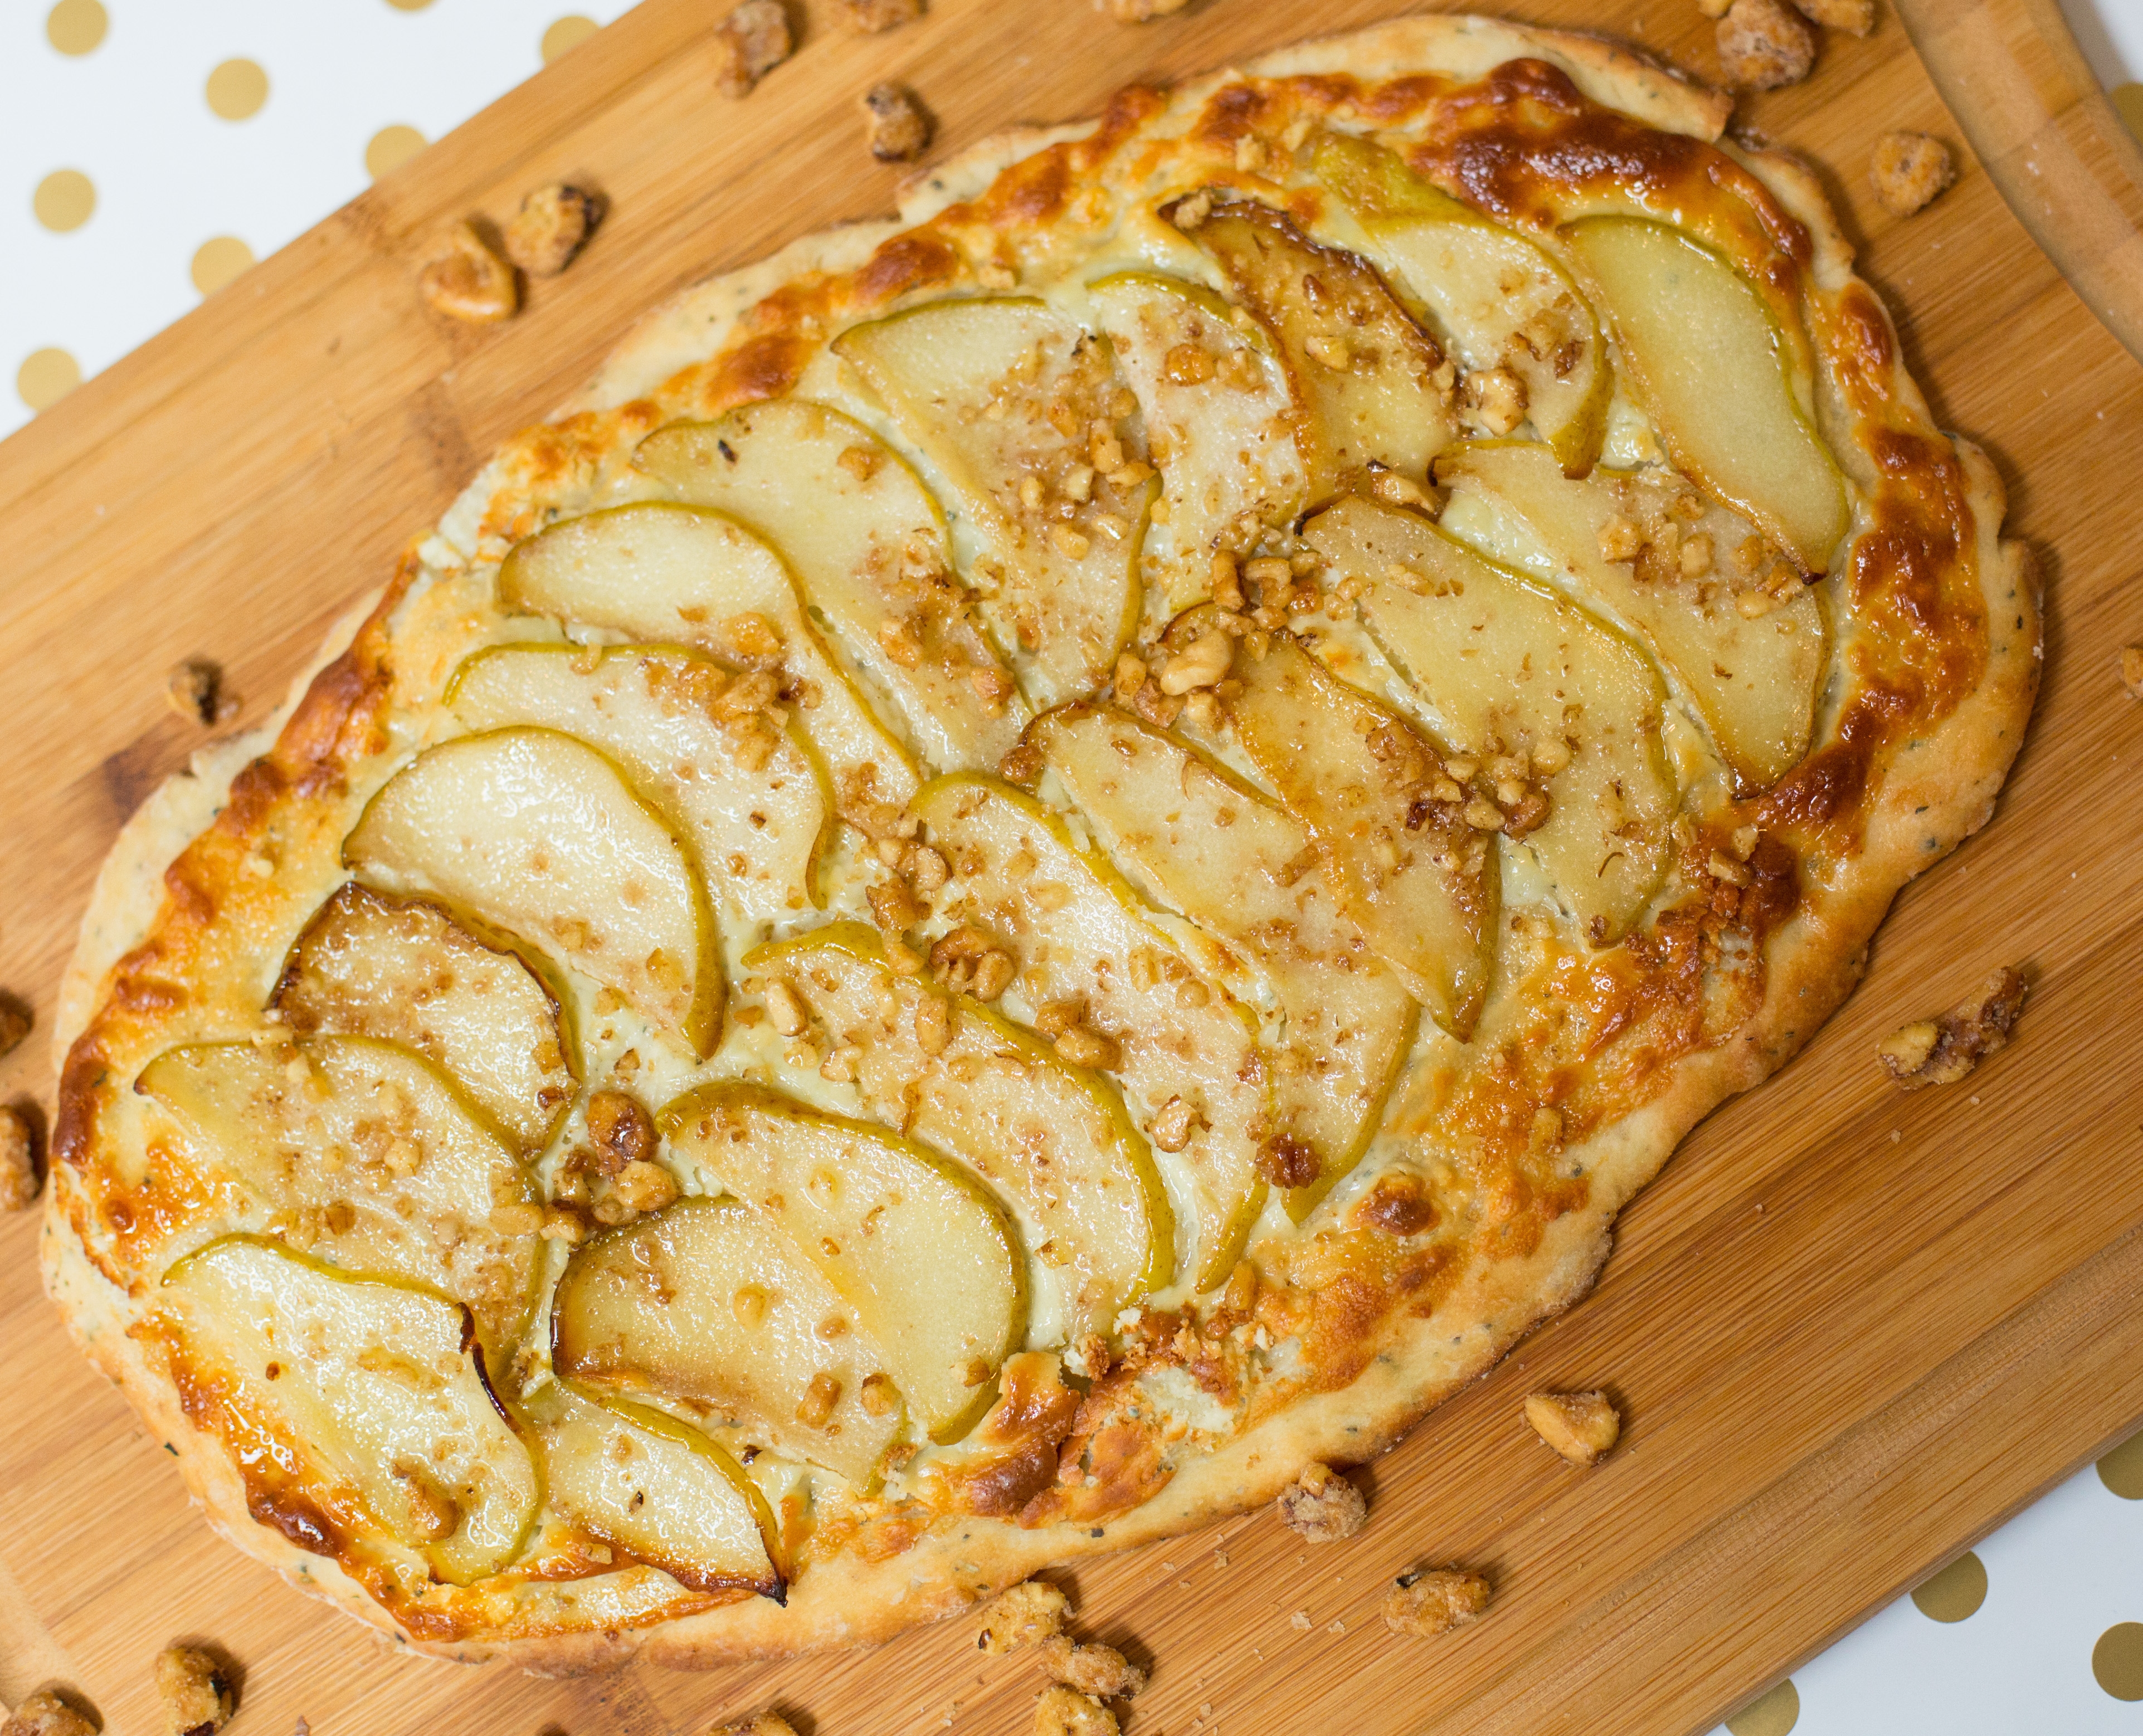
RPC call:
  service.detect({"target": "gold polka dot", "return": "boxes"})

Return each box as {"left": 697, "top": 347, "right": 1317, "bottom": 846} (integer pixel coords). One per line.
{"left": 1908, "top": 1549, "right": 1986, "bottom": 1622}
{"left": 542, "top": 15, "right": 600, "bottom": 63}
{"left": 205, "top": 57, "right": 269, "bottom": 122}
{"left": 1724, "top": 1679, "right": 1798, "bottom": 1736}
{"left": 2112, "top": 84, "right": 2143, "bottom": 154}
{"left": 32, "top": 169, "right": 95, "bottom": 233}
{"left": 2096, "top": 1622, "right": 2143, "bottom": 1700}
{"left": 365, "top": 125, "right": 427, "bottom": 181}
{"left": 2100, "top": 1430, "right": 2143, "bottom": 1498}
{"left": 46, "top": 0, "right": 107, "bottom": 55}
{"left": 191, "top": 237, "right": 255, "bottom": 298}
{"left": 17, "top": 348, "right": 81, "bottom": 413}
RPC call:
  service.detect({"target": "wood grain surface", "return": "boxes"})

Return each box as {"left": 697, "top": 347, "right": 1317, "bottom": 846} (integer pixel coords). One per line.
{"left": 3, "top": 3, "right": 2140, "bottom": 1733}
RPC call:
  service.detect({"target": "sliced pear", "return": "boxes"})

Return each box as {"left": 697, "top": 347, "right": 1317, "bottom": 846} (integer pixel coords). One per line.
{"left": 1561, "top": 217, "right": 1848, "bottom": 572}
{"left": 659, "top": 1082, "right": 1025, "bottom": 1444}
{"left": 1304, "top": 496, "right": 1678, "bottom": 941}
{"left": 1435, "top": 440, "right": 1823, "bottom": 790}
{"left": 138, "top": 1037, "right": 542, "bottom": 1343}
{"left": 634, "top": 403, "right": 1027, "bottom": 773}
{"left": 530, "top": 1383, "right": 785, "bottom": 1600}
{"left": 343, "top": 726, "right": 722, "bottom": 1056}
{"left": 1178, "top": 198, "right": 1454, "bottom": 498}
{"left": 1085, "top": 272, "right": 1308, "bottom": 607}
{"left": 1313, "top": 134, "right": 1610, "bottom": 476}
{"left": 1217, "top": 632, "right": 1496, "bottom": 1038}
{"left": 270, "top": 882, "right": 576, "bottom": 1154}
{"left": 748, "top": 922, "right": 1172, "bottom": 1337}
{"left": 831, "top": 298, "right": 1156, "bottom": 708}
{"left": 552, "top": 1197, "right": 904, "bottom": 1486}
{"left": 911, "top": 774, "right": 1269, "bottom": 1290}
{"left": 497, "top": 503, "right": 920, "bottom": 828}
{"left": 1034, "top": 705, "right": 1416, "bottom": 1221}
{"left": 160, "top": 1235, "right": 538, "bottom": 1584}
{"left": 445, "top": 643, "right": 833, "bottom": 930}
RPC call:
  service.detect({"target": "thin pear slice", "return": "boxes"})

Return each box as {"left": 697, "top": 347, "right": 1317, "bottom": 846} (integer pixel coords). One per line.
{"left": 911, "top": 774, "right": 1269, "bottom": 1291}
{"left": 1313, "top": 134, "right": 1610, "bottom": 476}
{"left": 1304, "top": 496, "right": 1677, "bottom": 941}
{"left": 531, "top": 1383, "right": 785, "bottom": 1600}
{"left": 1561, "top": 217, "right": 1848, "bottom": 572}
{"left": 1435, "top": 441, "right": 1823, "bottom": 791}
{"left": 343, "top": 726, "right": 722, "bottom": 1056}
{"left": 159, "top": 1236, "right": 538, "bottom": 1585}
{"left": 634, "top": 403, "right": 1028, "bottom": 773}
{"left": 270, "top": 883, "right": 576, "bottom": 1154}
{"left": 1178, "top": 198, "right": 1454, "bottom": 498}
{"left": 552, "top": 1197, "right": 904, "bottom": 1487}
{"left": 832, "top": 298, "right": 1156, "bottom": 708}
{"left": 498, "top": 503, "right": 919, "bottom": 830}
{"left": 1217, "top": 632, "right": 1496, "bottom": 1038}
{"left": 137, "top": 1037, "right": 542, "bottom": 1343}
{"left": 445, "top": 643, "right": 833, "bottom": 929}
{"left": 659, "top": 1082, "right": 1025, "bottom": 1444}
{"left": 749, "top": 922, "right": 1173, "bottom": 1338}
{"left": 1034, "top": 705, "right": 1416, "bottom": 1222}
{"left": 1085, "top": 272, "right": 1308, "bottom": 607}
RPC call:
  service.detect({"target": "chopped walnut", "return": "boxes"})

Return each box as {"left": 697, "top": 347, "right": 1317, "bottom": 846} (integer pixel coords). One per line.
{"left": 1278, "top": 1461, "right": 1367, "bottom": 1542}
{"left": 1256, "top": 1135, "right": 1319, "bottom": 1188}
{"left": 1107, "top": 0, "right": 1191, "bottom": 18}
{"left": 842, "top": 0, "right": 921, "bottom": 29}
{"left": 863, "top": 82, "right": 933, "bottom": 163}
{"left": 1038, "top": 1636, "right": 1148, "bottom": 1700}
{"left": 1793, "top": 0, "right": 1874, "bottom": 31}
{"left": 2, "top": 1688, "right": 98, "bottom": 1736}
{"left": 1382, "top": 1567, "right": 1491, "bottom": 1637}
{"left": 931, "top": 926, "right": 1014, "bottom": 999}
{"left": 796, "top": 1370, "right": 842, "bottom": 1428}
{"left": 977, "top": 1578, "right": 1070, "bottom": 1653}
{"left": 165, "top": 657, "right": 234, "bottom": 726}
{"left": 1034, "top": 1687, "right": 1118, "bottom": 1736}
{"left": 1717, "top": 0, "right": 1817, "bottom": 89}
{"left": 417, "top": 220, "right": 519, "bottom": 324}
{"left": 869, "top": 877, "right": 925, "bottom": 934}
{"left": 1877, "top": 965, "right": 2028, "bottom": 1090}
{"left": 0, "top": 1105, "right": 41, "bottom": 1212}
{"left": 1596, "top": 514, "right": 1643, "bottom": 563}
{"left": 154, "top": 1646, "right": 233, "bottom": 1736}
{"left": 713, "top": 0, "right": 793, "bottom": 97}
{"left": 1158, "top": 630, "right": 1234, "bottom": 696}
{"left": 1459, "top": 365, "right": 1528, "bottom": 437}
{"left": 2125, "top": 644, "right": 2143, "bottom": 699}
{"left": 504, "top": 183, "right": 602, "bottom": 277}
{"left": 1149, "top": 1095, "right": 1198, "bottom": 1153}
{"left": 1525, "top": 1390, "right": 1622, "bottom": 1466}
{"left": 0, "top": 995, "right": 30, "bottom": 1060}
{"left": 1053, "top": 1024, "right": 1121, "bottom": 1071}
{"left": 1869, "top": 130, "right": 1956, "bottom": 218}
{"left": 713, "top": 1716, "right": 801, "bottom": 1736}
{"left": 585, "top": 1089, "right": 654, "bottom": 1174}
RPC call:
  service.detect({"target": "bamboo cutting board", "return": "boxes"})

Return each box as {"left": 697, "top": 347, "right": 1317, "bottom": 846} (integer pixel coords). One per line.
{"left": 2, "top": 2, "right": 2140, "bottom": 1732}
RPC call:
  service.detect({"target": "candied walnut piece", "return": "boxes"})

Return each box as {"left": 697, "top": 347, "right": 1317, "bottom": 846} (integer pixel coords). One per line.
{"left": 977, "top": 1578, "right": 1070, "bottom": 1653}
{"left": 1794, "top": 0, "right": 1874, "bottom": 30}
{"left": 1525, "top": 1390, "right": 1621, "bottom": 1466}
{"left": 1869, "top": 130, "right": 1956, "bottom": 218}
{"left": 586, "top": 1089, "right": 654, "bottom": 1174}
{"left": 1877, "top": 965, "right": 2029, "bottom": 1090}
{"left": 1716, "top": 0, "right": 1816, "bottom": 89}
{"left": 843, "top": 0, "right": 922, "bottom": 28}
{"left": 863, "top": 82, "right": 933, "bottom": 163}
{"left": 165, "top": 657, "right": 235, "bottom": 726}
{"left": 1037, "top": 1636, "right": 1148, "bottom": 1700}
{"left": 1255, "top": 1135, "right": 1319, "bottom": 1189}
{"left": 1459, "top": 365, "right": 1527, "bottom": 438}
{"left": 2125, "top": 644, "right": 2143, "bottom": 699}
{"left": 714, "top": 0, "right": 793, "bottom": 97}
{"left": 153, "top": 1646, "right": 233, "bottom": 1736}
{"left": 504, "top": 183, "right": 602, "bottom": 277}
{"left": 612, "top": 1159, "right": 681, "bottom": 1215}
{"left": 714, "top": 1717, "right": 801, "bottom": 1736}
{"left": 1382, "top": 1567, "right": 1491, "bottom": 1637}
{"left": 1034, "top": 1687, "right": 1118, "bottom": 1736}
{"left": 3, "top": 1687, "right": 98, "bottom": 1736}
{"left": 1107, "top": 0, "right": 1191, "bottom": 18}
{"left": 1277, "top": 1461, "right": 1368, "bottom": 1542}
{"left": 0, "top": 1105, "right": 42, "bottom": 1212}
{"left": 418, "top": 220, "right": 518, "bottom": 324}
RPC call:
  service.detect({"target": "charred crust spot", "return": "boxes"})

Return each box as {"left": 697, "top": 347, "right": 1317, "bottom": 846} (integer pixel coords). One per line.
{"left": 856, "top": 232, "right": 962, "bottom": 304}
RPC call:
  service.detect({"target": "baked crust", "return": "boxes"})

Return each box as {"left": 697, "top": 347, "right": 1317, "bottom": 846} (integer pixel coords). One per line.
{"left": 41, "top": 13, "right": 2037, "bottom": 1670}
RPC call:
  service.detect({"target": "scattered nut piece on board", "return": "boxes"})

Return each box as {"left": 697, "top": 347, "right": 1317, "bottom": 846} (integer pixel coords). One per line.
{"left": 1870, "top": 130, "right": 1956, "bottom": 217}
{"left": 978, "top": 1578, "right": 1070, "bottom": 1652}
{"left": 863, "top": 82, "right": 933, "bottom": 163}
{"left": 1878, "top": 965, "right": 2029, "bottom": 1090}
{"left": 505, "top": 183, "right": 602, "bottom": 277}
{"left": 713, "top": 1715, "right": 800, "bottom": 1736}
{"left": 1716, "top": 0, "right": 1817, "bottom": 89}
{"left": 714, "top": 0, "right": 794, "bottom": 97}
{"left": 1, "top": 1686, "right": 99, "bottom": 1736}
{"left": 0, "top": 1105, "right": 41, "bottom": 1212}
{"left": 154, "top": 1646, "right": 234, "bottom": 1736}
{"left": 1108, "top": 0, "right": 1193, "bottom": 18}
{"left": 1038, "top": 1635, "right": 1148, "bottom": 1700}
{"left": 1382, "top": 1567, "right": 1491, "bottom": 1637}
{"left": 0, "top": 995, "right": 31, "bottom": 1060}
{"left": 1525, "top": 1390, "right": 1622, "bottom": 1466}
{"left": 1035, "top": 1685, "right": 1119, "bottom": 1736}
{"left": 1278, "top": 1461, "right": 1368, "bottom": 1542}
{"left": 167, "top": 656, "right": 235, "bottom": 726}
{"left": 842, "top": 0, "right": 923, "bottom": 31}
{"left": 2123, "top": 643, "right": 2143, "bottom": 698}
{"left": 418, "top": 220, "right": 519, "bottom": 324}
{"left": 1791, "top": 0, "right": 1874, "bottom": 32}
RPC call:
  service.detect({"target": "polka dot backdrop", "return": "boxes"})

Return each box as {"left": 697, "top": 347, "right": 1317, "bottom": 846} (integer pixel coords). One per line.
{"left": 9, "top": 2, "right": 2143, "bottom": 1729}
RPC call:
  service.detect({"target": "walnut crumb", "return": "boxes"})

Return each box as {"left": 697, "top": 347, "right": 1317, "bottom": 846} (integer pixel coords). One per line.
{"left": 1278, "top": 1460, "right": 1367, "bottom": 1542}
{"left": 1717, "top": 0, "right": 1816, "bottom": 89}
{"left": 612, "top": 1159, "right": 681, "bottom": 1215}
{"left": 585, "top": 1089, "right": 654, "bottom": 1174}
{"left": 504, "top": 183, "right": 602, "bottom": 277}
{"left": 2, "top": 1687, "right": 98, "bottom": 1736}
{"left": 1034, "top": 1686, "right": 1118, "bottom": 1736}
{"left": 1383, "top": 1567, "right": 1491, "bottom": 1637}
{"left": 1877, "top": 965, "right": 2028, "bottom": 1090}
{"left": 166, "top": 657, "right": 235, "bottom": 726}
{"left": 713, "top": 1716, "right": 800, "bottom": 1736}
{"left": 1525, "top": 1390, "right": 1621, "bottom": 1466}
{"left": 0, "top": 1105, "right": 41, "bottom": 1212}
{"left": 977, "top": 1578, "right": 1069, "bottom": 1653}
{"left": 2124, "top": 644, "right": 2143, "bottom": 698}
{"left": 1459, "top": 365, "right": 1527, "bottom": 437}
{"left": 0, "top": 995, "right": 30, "bottom": 1060}
{"left": 1869, "top": 130, "right": 1956, "bottom": 217}
{"left": 863, "top": 82, "right": 933, "bottom": 163}
{"left": 842, "top": 0, "right": 922, "bottom": 29}
{"left": 714, "top": 0, "right": 792, "bottom": 97}
{"left": 418, "top": 220, "right": 518, "bottom": 323}
{"left": 154, "top": 1646, "right": 233, "bottom": 1736}
{"left": 1793, "top": 0, "right": 1874, "bottom": 31}
{"left": 1107, "top": 0, "right": 1191, "bottom": 19}
{"left": 1038, "top": 1636, "right": 1148, "bottom": 1700}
